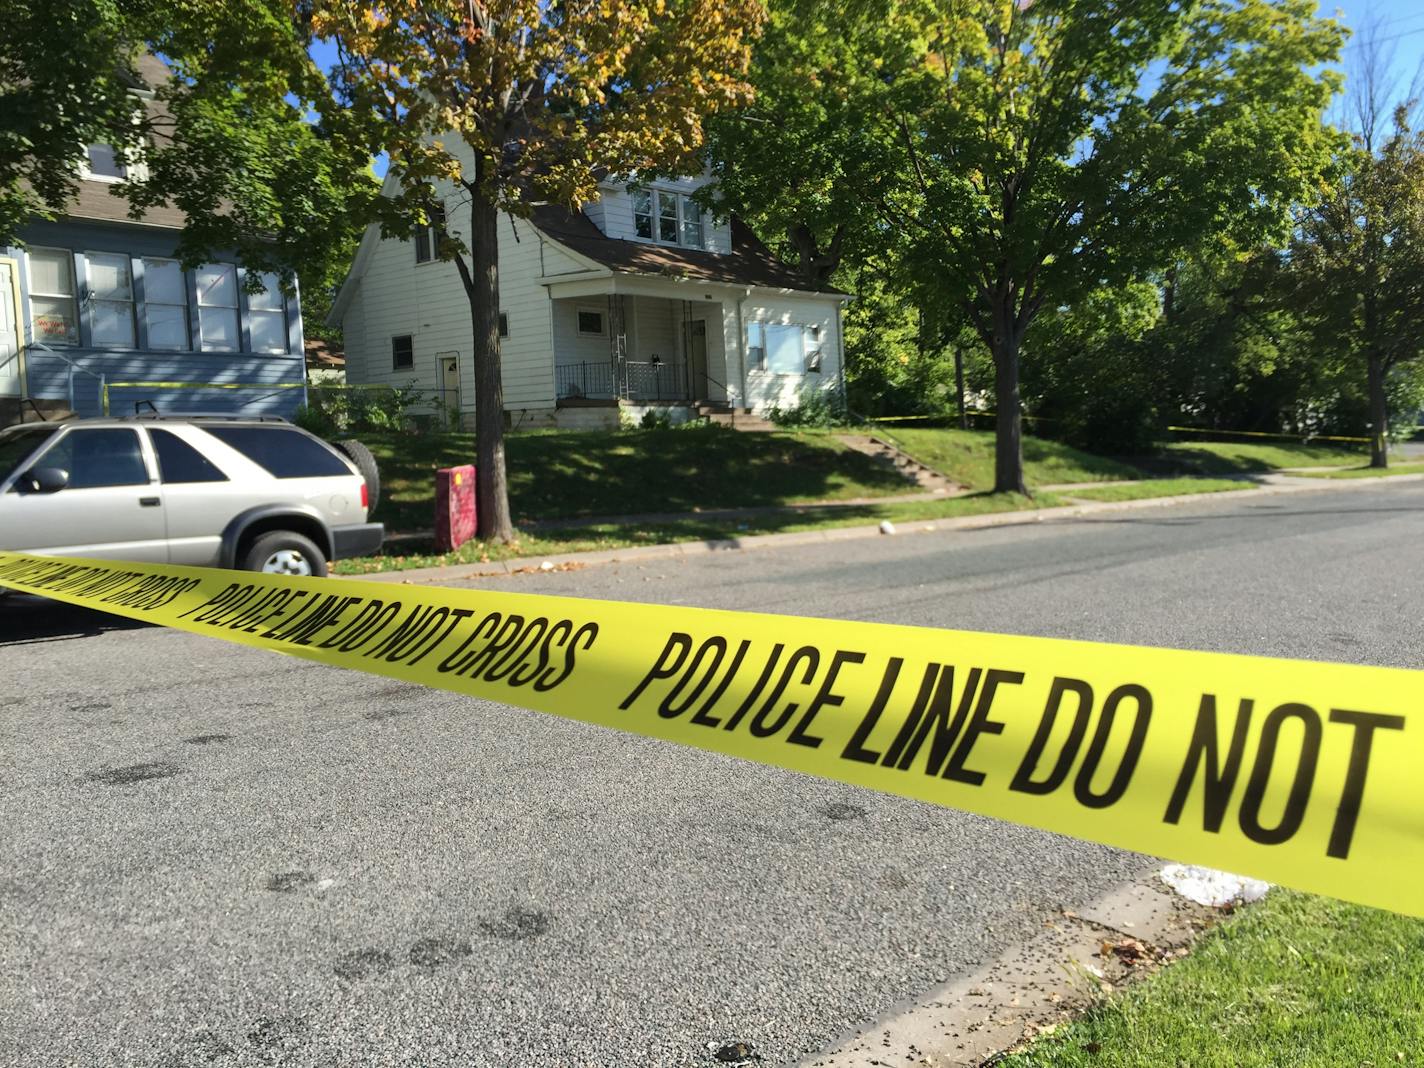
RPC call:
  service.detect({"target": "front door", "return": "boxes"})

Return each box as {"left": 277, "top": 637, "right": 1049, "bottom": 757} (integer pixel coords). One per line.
{"left": 0, "top": 261, "right": 21, "bottom": 398}
{"left": 685, "top": 320, "right": 708, "bottom": 399}
{"left": 438, "top": 354, "right": 460, "bottom": 426}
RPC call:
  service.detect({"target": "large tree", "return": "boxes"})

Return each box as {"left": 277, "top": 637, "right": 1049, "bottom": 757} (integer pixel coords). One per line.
{"left": 1289, "top": 112, "right": 1424, "bottom": 466}
{"left": 308, "top": 0, "right": 762, "bottom": 541}
{"left": 0, "top": 0, "right": 148, "bottom": 245}
{"left": 713, "top": 0, "right": 1343, "bottom": 494}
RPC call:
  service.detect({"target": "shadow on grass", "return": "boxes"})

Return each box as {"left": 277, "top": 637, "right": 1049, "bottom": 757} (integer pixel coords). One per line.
{"left": 363, "top": 426, "right": 913, "bottom": 533}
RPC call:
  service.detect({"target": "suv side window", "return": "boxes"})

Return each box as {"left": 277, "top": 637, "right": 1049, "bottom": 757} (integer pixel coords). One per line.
{"left": 150, "top": 428, "right": 228, "bottom": 484}
{"left": 200, "top": 426, "right": 351, "bottom": 479}
{"left": 38, "top": 429, "right": 150, "bottom": 489}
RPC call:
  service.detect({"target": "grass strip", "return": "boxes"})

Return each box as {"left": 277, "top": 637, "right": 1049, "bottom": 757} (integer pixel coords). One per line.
{"left": 1149, "top": 440, "right": 1363, "bottom": 476}
{"left": 333, "top": 491, "right": 1058, "bottom": 574}
{"left": 996, "top": 891, "right": 1424, "bottom": 1067}
{"left": 1292, "top": 462, "right": 1424, "bottom": 480}
{"left": 1063, "top": 478, "right": 1251, "bottom": 502}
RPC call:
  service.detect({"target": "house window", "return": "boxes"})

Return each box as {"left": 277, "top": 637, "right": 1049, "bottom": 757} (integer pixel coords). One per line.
{"left": 415, "top": 203, "right": 446, "bottom": 264}
{"left": 392, "top": 334, "right": 414, "bottom": 370}
{"left": 85, "top": 143, "right": 127, "bottom": 181}
{"left": 196, "top": 263, "right": 240, "bottom": 351}
{"left": 765, "top": 324, "right": 804, "bottom": 374}
{"left": 499, "top": 312, "right": 509, "bottom": 338}
{"left": 632, "top": 188, "right": 706, "bottom": 249}
{"left": 87, "top": 252, "right": 136, "bottom": 347}
{"left": 248, "top": 271, "right": 288, "bottom": 354}
{"left": 633, "top": 189, "right": 654, "bottom": 239}
{"left": 577, "top": 309, "right": 605, "bottom": 336}
{"left": 658, "top": 193, "right": 679, "bottom": 243}
{"left": 805, "top": 325, "right": 823, "bottom": 373}
{"left": 28, "top": 248, "right": 79, "bottom": 345}
{"left": 746, "top": 321, "right": 765, "bottom": 369}
{"left": 142, "top": 258, "right": 188, "bottom": 350}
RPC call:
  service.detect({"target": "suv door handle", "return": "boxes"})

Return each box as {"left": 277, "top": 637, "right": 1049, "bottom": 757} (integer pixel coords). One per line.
{"left": 139, "top": 496, "right": 161, "bottom": 507}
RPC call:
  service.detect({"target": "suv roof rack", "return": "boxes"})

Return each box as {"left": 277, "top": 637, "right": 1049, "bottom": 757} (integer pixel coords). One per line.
{"left": 122, "top": 412, "right": 292, "bottom": 424}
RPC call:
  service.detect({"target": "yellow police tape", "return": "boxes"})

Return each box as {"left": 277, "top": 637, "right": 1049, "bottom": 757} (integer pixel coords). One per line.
{"left": 2, "top": 551, "right": 1420, "bottom": 917}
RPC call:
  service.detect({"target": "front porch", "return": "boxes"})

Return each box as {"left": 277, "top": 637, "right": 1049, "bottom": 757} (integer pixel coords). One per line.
{"left": 550, "top": 292, "right": 731, "bottom": 406}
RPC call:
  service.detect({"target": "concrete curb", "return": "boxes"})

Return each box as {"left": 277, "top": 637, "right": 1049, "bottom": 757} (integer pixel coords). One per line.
{"left": 797, "top": 871, "right": 1225, "bottom": 1068}
{"left": 348, "top": 472, "right": 1424, "bottom": 586}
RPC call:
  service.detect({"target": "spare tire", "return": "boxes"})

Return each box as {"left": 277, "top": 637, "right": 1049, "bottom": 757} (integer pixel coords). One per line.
{"left": 333, "top": 438, "right": 381, "bottom": 512}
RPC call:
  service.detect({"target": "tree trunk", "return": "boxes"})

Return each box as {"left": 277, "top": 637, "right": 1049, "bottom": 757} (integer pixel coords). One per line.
{"left": 991, "top": 325, "right": 1028, "bottom": 496}
{"left": 954, "top": 345, "right": 967, "bottom": 430}
{"left": 1367, "top": 352, "right": 1389, "bottom": 468}
{"left": 469, "top": 191, "right": 514, "bottom": 541}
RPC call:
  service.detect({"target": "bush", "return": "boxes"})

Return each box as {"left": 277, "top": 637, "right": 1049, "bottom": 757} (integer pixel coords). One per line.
{"left": 302, "top": 382, "right": 427, "bottom": 434}
{"left": 767, "top": 389, "right": 842, "bottom": 428}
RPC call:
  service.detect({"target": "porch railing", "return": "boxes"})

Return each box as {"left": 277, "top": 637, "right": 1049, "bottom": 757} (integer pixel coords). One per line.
{"left": 556, "top": 360, "right": 693, "bottom": 403}
{"left": 624, "top": 361, "right": 688, "bottom": 402}
{"left": 556, "top": 362, "right": 616, "bottom": 400}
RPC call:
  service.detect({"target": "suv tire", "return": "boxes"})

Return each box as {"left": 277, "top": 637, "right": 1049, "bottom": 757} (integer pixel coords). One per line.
{"left": 241, "top": 531, "right": 329, "bottom": 577}
{"left": 333, "top": 439, "right": 381, "bottom": 512}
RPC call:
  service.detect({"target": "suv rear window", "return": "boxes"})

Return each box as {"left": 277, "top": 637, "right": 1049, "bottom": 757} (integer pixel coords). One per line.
{"left": 0, "top": 426, "right": 59, "bottom": 484}
{"left": 201, "top": 426, "right": 352, "bottom": 479}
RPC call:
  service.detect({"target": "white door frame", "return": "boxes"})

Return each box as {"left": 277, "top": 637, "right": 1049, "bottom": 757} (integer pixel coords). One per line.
{"left": 0, "top": 256, "right": 25, "bottom": 398}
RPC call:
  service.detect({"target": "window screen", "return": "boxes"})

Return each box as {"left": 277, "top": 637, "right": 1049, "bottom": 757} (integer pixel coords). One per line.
{"left": 40, "top": 429, "right": 149, "bottom": 489}
{"left": 88, "top": 252, "right": 136, "bottom": 347}
{"left": 201, "top": 426, "right": 351, "bottom": 479}
{"left": 746, "top": 322, "right": 765, "bottom": 369}
{"left": 577, "top": 310, "right": 604, "bottom": 335}
{"left": 150, "top": 429, "right": 228, "bottom": 483}
{"left": 197, "top": 263, "right": 240, "bottom": 351}
{"left": 28, "top": 248, "right": 78, "bottom": 345}
{"left": 392, "top": 335, "right": 414, "bottom": 370}
{"left": 765, "top": 324, "right": 804, "bottom": 374}
{"left": 143, "top": 258, "right": 189, "bottom": 350}
{"left": 248, "top": 271, "right": 287, "bottom": 354}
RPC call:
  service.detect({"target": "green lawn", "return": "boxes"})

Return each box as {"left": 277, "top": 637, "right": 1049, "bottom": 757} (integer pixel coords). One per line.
{"left": 361, "top": 426, "right": 913, "bottom": 532}
{"left": 878, "top": 427, "right": 1142, "bottom": 489}
{"left": 333, "top": 490, "right": 1059, "bottom": 575}
{"left": 997, "top": 892, "right": 1424, "bottom": 1067}
{"left": 1064, "top": 478, "right": 1250, "bottom": 502}
{"left": 1147, "top": 440, "right": 1364, "bottom": 476}
{"left": 1294, "top": 462, "right": 1424, "bottom": 479}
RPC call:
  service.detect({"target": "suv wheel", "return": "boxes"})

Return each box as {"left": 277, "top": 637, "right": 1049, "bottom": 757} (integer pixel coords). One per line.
{"left": 242, "top": 531, "right": 329, "bottom": 578}
{"left": 333, "top": 439, "right": 381, "bottom": 512}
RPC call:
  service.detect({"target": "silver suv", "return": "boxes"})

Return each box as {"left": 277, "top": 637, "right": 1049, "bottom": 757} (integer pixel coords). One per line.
{"left": 0, "top": 416, "right": 383, "bottom": 576}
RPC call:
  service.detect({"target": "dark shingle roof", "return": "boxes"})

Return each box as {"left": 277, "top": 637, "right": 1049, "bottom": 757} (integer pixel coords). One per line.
{"left": 528, "top": 205, "right": 844, "bottom": 295}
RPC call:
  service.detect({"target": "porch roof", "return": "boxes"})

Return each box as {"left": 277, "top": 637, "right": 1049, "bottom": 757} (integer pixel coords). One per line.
{"left": 529, "top": 206, "right": 846, "bottom": 296}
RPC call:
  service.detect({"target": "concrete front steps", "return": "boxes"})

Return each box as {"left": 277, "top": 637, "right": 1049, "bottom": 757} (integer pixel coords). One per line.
{"left": 696, "top": 402, "right": 777, "bottom": 432}
{"left": 0, "top": 398, "right": 74, "bottom": 427}
{"left": 836, "top": 433, "right": 961, "bottom": 494}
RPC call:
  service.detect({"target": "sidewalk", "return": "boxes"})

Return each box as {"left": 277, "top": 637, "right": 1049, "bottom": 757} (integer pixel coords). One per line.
{"left": 353, "top": 468, "right": 1424, "bottom": 585}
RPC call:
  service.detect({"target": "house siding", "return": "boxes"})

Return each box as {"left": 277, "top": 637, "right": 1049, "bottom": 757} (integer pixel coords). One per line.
{"left": 342, "top": 204, "right": 570, "bottom": 422}
{"left": 7, "top": 219, "right": 306, "bottom": 420}
{"left": 740, "top": 293, "right": 843, "bottom": 412}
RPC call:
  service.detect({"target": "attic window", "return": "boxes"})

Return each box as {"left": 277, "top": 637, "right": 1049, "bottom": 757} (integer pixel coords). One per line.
{"left": 415, "top": 203, "right": 446, "bottom": 264}
{"left": 86, "top": 143, "right": 127, "bottom": 181}
{"left": 632, "top": 188, "right": 706, "bottom": 249}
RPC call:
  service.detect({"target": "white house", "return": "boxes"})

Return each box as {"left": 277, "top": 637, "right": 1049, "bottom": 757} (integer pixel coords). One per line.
{"left": 329, "top": 169, "right": 850, "bottom": 429}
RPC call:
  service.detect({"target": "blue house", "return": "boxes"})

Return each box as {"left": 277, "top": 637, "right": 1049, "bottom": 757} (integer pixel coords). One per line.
{"left": 0, "top": 55, "right": 307, "bottom": 427}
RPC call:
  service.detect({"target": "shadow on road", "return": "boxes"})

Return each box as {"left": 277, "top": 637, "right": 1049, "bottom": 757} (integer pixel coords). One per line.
{"left": 0, "top": 594, "right": 153, "bottom": 646}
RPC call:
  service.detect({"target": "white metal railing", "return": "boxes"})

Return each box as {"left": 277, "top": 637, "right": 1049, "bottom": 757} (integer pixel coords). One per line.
{"left": 23, "top": 341, "right": 106, "bottom": 415}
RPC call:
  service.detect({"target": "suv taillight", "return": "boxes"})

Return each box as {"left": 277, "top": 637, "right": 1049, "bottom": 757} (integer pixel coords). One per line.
{"left": 359, "top": 482, "right": 369, "bottom": 510}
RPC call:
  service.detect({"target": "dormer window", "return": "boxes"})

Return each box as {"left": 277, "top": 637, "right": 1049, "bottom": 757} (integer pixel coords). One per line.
{"left": 632, "top": 188, "right": 705, "bottom": 249}
{"left": 85, "top": 143, "right": 128, "bottom": 182}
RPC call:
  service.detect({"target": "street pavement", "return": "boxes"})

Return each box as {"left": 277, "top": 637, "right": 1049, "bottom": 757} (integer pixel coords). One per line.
{"left": 2, "top": 481, "right": 1421, "bottom": 1068}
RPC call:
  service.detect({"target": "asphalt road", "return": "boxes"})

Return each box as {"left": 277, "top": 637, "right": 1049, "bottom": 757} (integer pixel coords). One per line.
{"left": 3, "top": 482, "right": 1421, "bottom": 1068}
